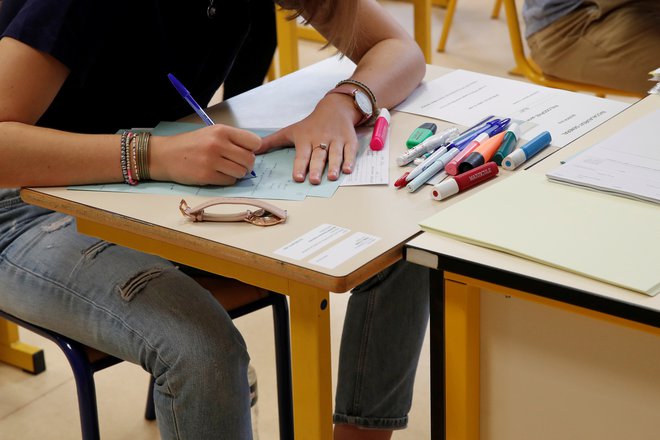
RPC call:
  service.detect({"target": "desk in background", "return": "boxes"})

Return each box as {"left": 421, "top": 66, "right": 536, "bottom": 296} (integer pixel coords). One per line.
{"left": 406, "top": 94, "right": 660, "bottom": 440}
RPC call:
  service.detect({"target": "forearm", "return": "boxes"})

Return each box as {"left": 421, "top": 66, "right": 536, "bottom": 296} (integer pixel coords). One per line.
{"left": 0, "top": 122, "right": 121, "bottom": 187}
{"left": 348, "top": 37, "right": 426, "bottom": 110}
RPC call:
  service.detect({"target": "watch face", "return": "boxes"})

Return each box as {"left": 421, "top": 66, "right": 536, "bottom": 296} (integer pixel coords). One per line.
{"left": 354, "top": 90, "right": 373, "bottom": 115}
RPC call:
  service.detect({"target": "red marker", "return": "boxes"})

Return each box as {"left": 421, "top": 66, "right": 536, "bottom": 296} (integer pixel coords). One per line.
{"left": 393, "top": 171, "right": 409, "bottom": 188}
{"left": 370, "top": 108, "right": 390, "bottom": 151}
{"left": 431, "top": 162, "right": 498, "bottom": 200}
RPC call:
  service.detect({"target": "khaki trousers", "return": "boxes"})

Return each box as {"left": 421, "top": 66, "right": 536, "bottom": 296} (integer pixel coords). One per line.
{"left": 527, "top": 0, "right": 660, "bottom": 94}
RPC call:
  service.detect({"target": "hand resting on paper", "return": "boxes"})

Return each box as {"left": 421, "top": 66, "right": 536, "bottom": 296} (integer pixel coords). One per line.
{"left": 257, "top": 92, "right": 362, "bottom": 185}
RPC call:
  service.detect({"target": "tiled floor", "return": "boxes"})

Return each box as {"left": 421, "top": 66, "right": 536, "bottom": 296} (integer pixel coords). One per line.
{"left": 0, "top": 1, "right": 637, "bottom": 439}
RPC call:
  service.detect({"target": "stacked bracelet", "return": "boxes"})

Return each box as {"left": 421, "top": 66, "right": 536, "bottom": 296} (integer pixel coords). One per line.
{"left": 119, "top": 130, "right": 152, "bottom": 185}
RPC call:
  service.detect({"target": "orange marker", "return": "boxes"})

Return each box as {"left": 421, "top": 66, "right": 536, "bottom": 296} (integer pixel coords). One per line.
{"left": 457, "top": 131, "right": 506, "bottom": 174}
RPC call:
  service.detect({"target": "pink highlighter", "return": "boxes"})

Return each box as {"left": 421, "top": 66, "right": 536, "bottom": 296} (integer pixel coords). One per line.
{"left": 369, "top": 108, "right": 390, "bottom": 151}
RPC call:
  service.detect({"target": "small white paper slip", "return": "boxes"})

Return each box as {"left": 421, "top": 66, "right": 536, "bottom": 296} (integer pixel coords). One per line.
{"left": 274, "top": 224, "right": 350, "bottom": 261}
{"left": 309, "top": 232, "right": 381, "bottom": 269}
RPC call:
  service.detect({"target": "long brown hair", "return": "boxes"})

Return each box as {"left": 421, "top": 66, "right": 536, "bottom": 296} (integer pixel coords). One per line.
{"left": 276, "top": 0, "right": 359, "bottom": 56}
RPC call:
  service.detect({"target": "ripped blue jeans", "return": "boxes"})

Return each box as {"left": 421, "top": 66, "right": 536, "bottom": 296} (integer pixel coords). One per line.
{"left": 0, "top": 190, "right": 429, "bottom": 438}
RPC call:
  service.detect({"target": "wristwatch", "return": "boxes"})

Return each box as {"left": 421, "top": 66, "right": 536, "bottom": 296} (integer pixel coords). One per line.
{"left": 326, "top": 81, "right": 376, "bottom": 126}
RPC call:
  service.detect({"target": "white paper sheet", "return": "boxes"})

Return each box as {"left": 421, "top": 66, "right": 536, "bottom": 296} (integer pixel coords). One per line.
{"left": 273, "top": 224, "right": 350, "bottom": 260}
{"left": 395, "top": 70, "right": 629, "bottom": 149}
{"left": 546, "top": 109, "right": 660, "bottom": 204}
{"left": 340, "top": 127, "right": 390, "bottom": 186}
{"left": 308, "top": 232, "right": 381, "bottom": 269}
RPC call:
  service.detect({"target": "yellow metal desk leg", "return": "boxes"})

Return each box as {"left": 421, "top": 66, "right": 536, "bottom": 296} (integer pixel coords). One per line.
{"left": 445, "top": 279, "right": 480, "bottom": 440}
{"left": 413, "top": 0, "right": 433, "bottom": 63}
{"left": 289, "top": 282, "right": 333, "bottom": 440}
{"left": 275, "top": 7, "right": 299, "bottom": 77}
{"left": 437, "top": 0, "right": 458, "bottom": 52}
{"left": 0, "top": 318, "right": 45, "bottom": 374}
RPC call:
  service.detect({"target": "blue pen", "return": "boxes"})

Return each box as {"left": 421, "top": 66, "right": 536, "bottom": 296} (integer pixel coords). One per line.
{"left": 406, "top": 148, "right": 460, "bottom": 192}
{"left": 447, "top": 118, "right": 506, "bottom": 152}
{"left": 168, "top": 73, "right": 215, "bottom": 126}
{"left": 405, "top": 145, "right": 450, "bottom": 182}
{"left": 168, "top": 73, "right": 256, "bottom": 177}
{"left": 501, "top": 131, "right": 552, "bottom": 170}
{"left": 460, "top": 115, "right": 496, "bottom": 136}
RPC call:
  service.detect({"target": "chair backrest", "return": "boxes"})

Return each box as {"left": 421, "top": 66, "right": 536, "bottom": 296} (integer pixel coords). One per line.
{"left": 502, "top": 0, "right": 641, "bottom": 98}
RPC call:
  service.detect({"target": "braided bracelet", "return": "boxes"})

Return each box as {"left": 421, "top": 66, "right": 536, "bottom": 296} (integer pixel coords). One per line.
{"left": 335, "top": 78, "right": 378, "bottom": 125}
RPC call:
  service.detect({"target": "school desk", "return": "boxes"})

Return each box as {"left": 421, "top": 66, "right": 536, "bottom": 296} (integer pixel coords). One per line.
{"left": 406, "top": 93, "right": 660, "bottom": 440}
{"left": 17, "top": 60, "right": 457, "bottom": 440}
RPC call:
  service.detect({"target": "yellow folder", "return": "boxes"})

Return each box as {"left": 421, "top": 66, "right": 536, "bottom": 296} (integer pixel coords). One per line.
{"left": 420, "top": 172, "right": 660, "bottom": 296}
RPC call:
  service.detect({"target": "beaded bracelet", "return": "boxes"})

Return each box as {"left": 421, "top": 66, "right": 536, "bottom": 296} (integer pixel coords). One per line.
{"left": 120, "top": 131, "right": 138, "bottom": 185}
{"left": 120, "top": 130, "right": 131, "bottom": 185}
{"left": 120, "top": 130, "right": 152, "bottom": 185}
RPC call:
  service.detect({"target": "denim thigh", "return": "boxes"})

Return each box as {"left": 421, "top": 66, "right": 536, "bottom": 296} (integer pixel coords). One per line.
{"left": 0, "top": 208, "right": 252, "bottom": 439}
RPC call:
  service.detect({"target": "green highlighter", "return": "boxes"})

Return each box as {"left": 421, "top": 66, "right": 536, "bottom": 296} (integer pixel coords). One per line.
{"left": 405, "top": 122, "right": 437, "bottom": 149}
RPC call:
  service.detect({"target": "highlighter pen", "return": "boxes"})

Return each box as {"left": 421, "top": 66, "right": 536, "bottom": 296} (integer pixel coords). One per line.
{"left": 431, "top": 162, "right": 499, "bottom": 201}
{"left": 492, "top": 123, "right": 520, "bottom": 165}
{"left": 406, "top": 122, "right": 437, "bottom": 148}
{"left": 370, "top": 108, "right": 390, "bottom": 151}
{"left": 406, "top": 148, "right": 460, "bottom": 193}
{"left": 501, "top": 131, "right": 552, "bottom": 170}
{"left": 457, "top": 131, "right": 506, "bottom": 174}
{"left": 168, "top": 73, "right": 257, "bottom": 177}
{"left": 445, "top": 132, "right": 489, "bottom": 175}
{"left": 396, "top": 127, "right": 459, "bottom": 166}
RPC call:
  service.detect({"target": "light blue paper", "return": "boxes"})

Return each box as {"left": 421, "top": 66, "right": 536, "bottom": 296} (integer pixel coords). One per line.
{"left": 69, "top": 122, "right": 343, "bottom": 200}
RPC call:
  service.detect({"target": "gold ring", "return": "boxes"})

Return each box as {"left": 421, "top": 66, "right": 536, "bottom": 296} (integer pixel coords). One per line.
{"left": 315, "top": 142, "right": 329, "bottom": 151}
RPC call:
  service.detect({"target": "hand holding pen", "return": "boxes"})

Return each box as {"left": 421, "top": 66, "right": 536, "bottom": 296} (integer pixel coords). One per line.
{"left": 168, "top": 73, "right": 257, "bottom": 178}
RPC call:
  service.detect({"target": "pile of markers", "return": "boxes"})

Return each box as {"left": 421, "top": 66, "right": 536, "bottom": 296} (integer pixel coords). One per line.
{"left": 393, "top": 116, "right": 552, "bottom": 200}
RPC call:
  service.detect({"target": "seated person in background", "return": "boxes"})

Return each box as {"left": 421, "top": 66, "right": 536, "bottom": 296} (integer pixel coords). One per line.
{"left": 523, "top": 0, "right": 660, "bottom": 95}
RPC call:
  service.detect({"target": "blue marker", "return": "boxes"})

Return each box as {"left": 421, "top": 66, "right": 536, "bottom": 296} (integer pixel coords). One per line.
{"left": 501, "top": 131, "right": 552, "bottom": 170}
{"left": 168, "top": 73, "right": 256, "bottom": 177}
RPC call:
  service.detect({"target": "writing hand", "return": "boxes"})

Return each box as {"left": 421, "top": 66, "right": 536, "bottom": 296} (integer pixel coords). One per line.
{"left": 149, "top": 125, "right": 260, "bottom": 186}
